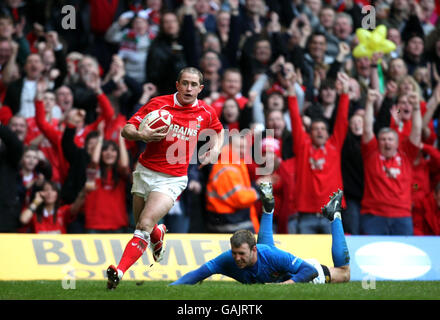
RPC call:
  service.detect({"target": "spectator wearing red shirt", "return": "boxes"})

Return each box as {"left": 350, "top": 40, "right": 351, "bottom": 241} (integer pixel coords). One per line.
{"left": 211, "top": 68, "right": 248, "bottom": 118}
{"left": 288, "top": 71, "right": 350, "bottom": 234}
{"left": 375, "top": 76, "right": 437, "bottom": 146}
{"left": 83, "top": 127, "right": 130, "bottom": 233}
{"left": 18, "top": 145, "right": 45, "bottom": 209}
{"left": 20, "top": 180, "right": 85, "bottom": 234}
{"left": 34, "top": 83, "right": 69, "bottom": 185}
{"left": 413, "top": 182, "right": 440, "bottom": 235}
{"left": 67, "top": 70, "right": 115, "bottom": 149}
{"left": 361, "top": 89, "right": 422, "bottom": 235}
{"left": 219, "top": 97, "right": 252, "bottom": 132}
{"left": 411, "top": 142, "right": 440, "bottom": 235}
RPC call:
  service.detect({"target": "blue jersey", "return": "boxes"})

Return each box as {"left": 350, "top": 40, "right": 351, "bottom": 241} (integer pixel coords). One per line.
{"left": 205, "top": 244, "right": 305, "bottom": 284}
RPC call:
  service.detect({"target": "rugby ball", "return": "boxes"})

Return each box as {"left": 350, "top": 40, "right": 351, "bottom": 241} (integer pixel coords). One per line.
{"left": 139, "top": 109, "right": 173, "bottom": 132}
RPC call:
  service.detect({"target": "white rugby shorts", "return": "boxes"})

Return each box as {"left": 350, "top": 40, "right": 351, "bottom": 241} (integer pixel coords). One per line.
{"left": 305, "top": 258, "right": 328, "bottom": 284}
{"left": 131, "top": 163, "right": 188, "bottom": 202}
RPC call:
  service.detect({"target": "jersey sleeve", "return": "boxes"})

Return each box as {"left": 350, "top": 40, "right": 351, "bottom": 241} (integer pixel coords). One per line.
{"left": 205, "top": 250, "right": 234, "bottom": 274}
{"left": 169, "top": 264, "right": 213, "bottom": 285}
{"left": 361, "top": 135, "right": 378, "bottom": 159}
{"left": 35, "top": 100, "right": 61, "bottom": 146}
{"left": 127, "top": 100, "right": 155, "bottom": 129}
{"left": 290, "top": 260, "right": 319, "bottom": 283}
{"left": 288, "top": 96, "right": 307, "bottom": 155}
{"left": 329, "top": 93, "right": 349, "bottom": 149}
{"left": 58, "top": 204, "right": 74, "bottom": 223}
{"left": 204, "top": 103, "right": 224, "bottom": 133}
{"left": 401, "top": 137, "right": 421, "bottom": 162}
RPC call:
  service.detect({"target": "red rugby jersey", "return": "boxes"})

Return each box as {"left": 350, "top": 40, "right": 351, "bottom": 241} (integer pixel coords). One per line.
{"left": 361, "top": 137, "right": 419, "bottom": 218}
{"left": 31, "top": 205, "right": 73, "bottom": 234}
{"left": 288, "top": 94, "right": 349, "bottom": 213}
{"left": 211, "top": 94, "right": 248, "bottom": 118}
{"left": 34, "top": 101, "right": 69, "bottom": 184}
{"left": 128, "top": 93, "right": 223, "bottom": 176}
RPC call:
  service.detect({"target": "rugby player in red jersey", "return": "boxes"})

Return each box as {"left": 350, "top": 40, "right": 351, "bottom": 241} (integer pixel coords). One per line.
{"left": 106, "top": 67, "right": 224, "bottom": 289}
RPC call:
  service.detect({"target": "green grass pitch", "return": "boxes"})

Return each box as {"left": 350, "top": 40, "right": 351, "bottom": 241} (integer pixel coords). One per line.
{"left": 1, "top": 280, "right": 439, "bottom": 300}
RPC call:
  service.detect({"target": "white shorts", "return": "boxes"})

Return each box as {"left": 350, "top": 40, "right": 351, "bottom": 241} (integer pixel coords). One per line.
{"left": 305, "top": 258, "right": 329, "bottom": 284}
{"left": 131, "top": 163, "right": 188, "bottom": 202}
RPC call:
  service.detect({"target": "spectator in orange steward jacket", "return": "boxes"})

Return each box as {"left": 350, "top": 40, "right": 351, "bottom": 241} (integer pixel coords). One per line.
{"left": 205, "top": 132, "right": 259, "bottom": 233}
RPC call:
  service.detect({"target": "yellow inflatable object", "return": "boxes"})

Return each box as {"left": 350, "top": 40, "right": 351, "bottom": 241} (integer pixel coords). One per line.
{"left": 352, "top": 25, "right": 396, "bottom": 59}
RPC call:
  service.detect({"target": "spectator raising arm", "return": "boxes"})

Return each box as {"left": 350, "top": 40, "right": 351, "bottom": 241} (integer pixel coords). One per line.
{"left": 2, "top": 40, "right": 20, "bottom": 85}
{"left": 408, "top": 91, "right": 422, "bottom": 148}
{"left": 286, "top": 67, "right": 307, "bottom": 156}
{"left": 422, "top": 83, "right": 440, "bottom": 140}
{"left": 363, "top": 89, "right": 380, "bottom": 144}
{"left": 330, "top": 72, "right": 350, "bottom": 149}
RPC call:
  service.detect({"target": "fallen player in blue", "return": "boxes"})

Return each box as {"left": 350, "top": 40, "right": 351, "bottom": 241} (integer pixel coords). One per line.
{"left": 170, "top": 182, "right": 350, "bottom": 285}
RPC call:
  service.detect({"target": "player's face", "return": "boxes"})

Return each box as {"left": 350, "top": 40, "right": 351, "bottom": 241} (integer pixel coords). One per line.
{"left": 231, "top": 243, "right": 256, "bottom": 269}
{"left": 176, "top": 72, "right": 204, "bottom": 105}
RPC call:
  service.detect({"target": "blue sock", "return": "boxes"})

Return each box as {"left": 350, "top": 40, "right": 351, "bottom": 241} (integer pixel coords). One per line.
{"left": 331, "top": 216, "right": 350, "bottom": 267}
{"left": 257, "top": 211, "right": 275, "bottom": 246}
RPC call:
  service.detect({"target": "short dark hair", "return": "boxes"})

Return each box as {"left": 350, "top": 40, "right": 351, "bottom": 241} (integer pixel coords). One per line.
{"left": 230, "top": 230, "right": 256, "bottom": 249}
{"left": 23, "top": 145, "right": 39, "bottom": 154}
{"left": 310, "top": 118, "right": 329, "bottom": 131}
{"left": 85, "top": 130, "right": 100, "bottom": 146}
{"left": 319, "top": 78, "right": 336, "bottom": 91}
{"left": 177, "top": 67, "right": 204, "bottom": 85}
{"left": 378, "top": 127, "right": 399, "bottom": 142}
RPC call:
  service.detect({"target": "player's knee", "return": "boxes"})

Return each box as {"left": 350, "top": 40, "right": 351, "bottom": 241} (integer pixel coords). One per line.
{"left": 136, "top": 218, "right": 154, "bottom": 233}
{"left": 342, "top": 265, "right": 350, "bottom": 282}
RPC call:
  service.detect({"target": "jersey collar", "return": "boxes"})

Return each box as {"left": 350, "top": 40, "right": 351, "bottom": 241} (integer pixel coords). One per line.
{"left": 173, "top": 92, "right": 199, "bottom": 107}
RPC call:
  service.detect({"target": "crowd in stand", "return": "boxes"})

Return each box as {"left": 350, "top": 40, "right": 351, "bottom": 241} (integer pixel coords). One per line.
{"left": 0, "top": 0, "right": 439, "bottom": 236}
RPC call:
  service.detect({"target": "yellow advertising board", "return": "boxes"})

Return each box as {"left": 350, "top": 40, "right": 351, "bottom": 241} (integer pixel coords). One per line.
{"left": 0, "top": 233, "right": 332, "bottom": 281}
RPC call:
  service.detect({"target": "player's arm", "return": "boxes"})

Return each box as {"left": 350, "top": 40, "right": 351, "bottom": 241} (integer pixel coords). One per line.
{"left": 121, "top": 123, "right": 170, "bottom": 143}
{"left": 169, "top": 264, "right": 214, "bottom": 285}
{"left": 170, "top": 251, "right": 231, "bottom": 285}
{"left": 270, "top": 247, "right": 318, "bottom": 284}
{"left": 279, "top": 261, "right": 318, "bottom": 284}
{"left": 199, "top": 128, "right": 224, "bottom": 168}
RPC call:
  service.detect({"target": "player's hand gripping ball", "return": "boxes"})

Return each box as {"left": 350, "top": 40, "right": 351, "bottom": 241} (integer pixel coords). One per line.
{"left": 139, "top": 109, "right": 173, "bottom": 132}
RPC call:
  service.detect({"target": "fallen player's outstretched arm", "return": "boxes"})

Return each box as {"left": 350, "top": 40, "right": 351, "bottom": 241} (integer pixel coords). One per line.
{"left": 283, "top": 260, "right": 319, "bottom": 284}
{"left": 169, "top": 264, "right": 213, "bottom": 285}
